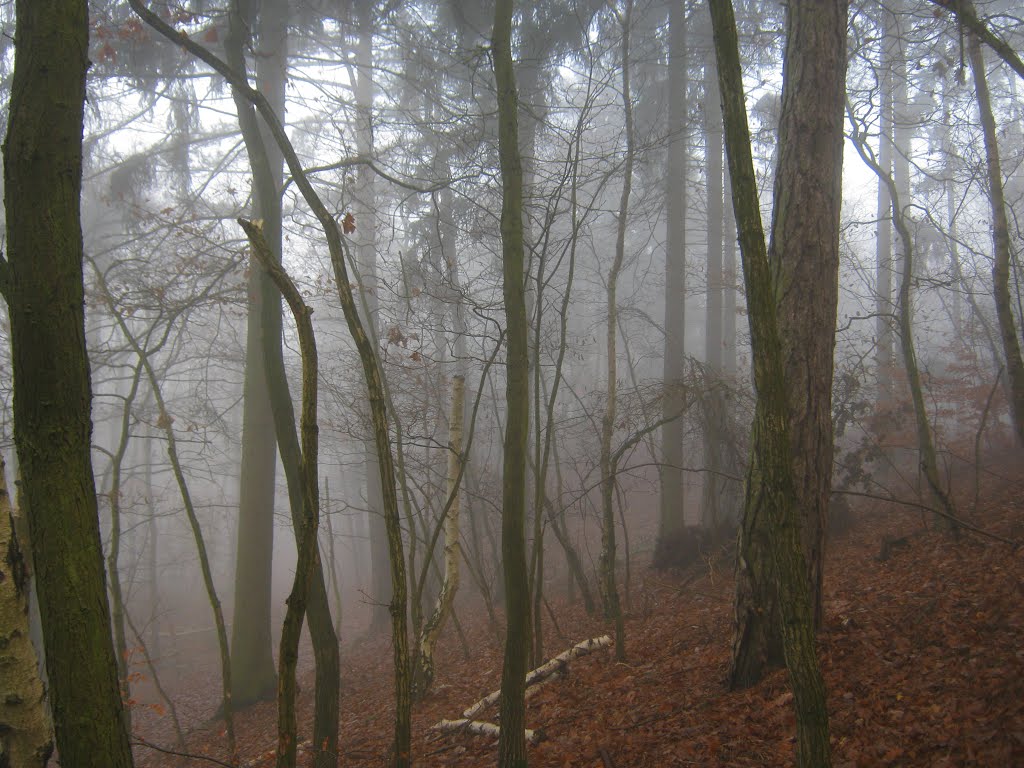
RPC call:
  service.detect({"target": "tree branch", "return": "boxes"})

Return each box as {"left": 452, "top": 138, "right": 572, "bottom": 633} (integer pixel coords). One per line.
{"left": 930, "top": 0, "right": 1024, "bottom": 80}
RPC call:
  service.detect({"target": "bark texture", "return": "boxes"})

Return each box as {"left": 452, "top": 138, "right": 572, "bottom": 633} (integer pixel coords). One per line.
{"left": 1, "top": 1, "right": 135, "bottom": 764}
{"left": 710, "top": 0, "right": 837, "bottom": 764}
{"left": 730, "top": 0, "right": 848, "bottom": 686}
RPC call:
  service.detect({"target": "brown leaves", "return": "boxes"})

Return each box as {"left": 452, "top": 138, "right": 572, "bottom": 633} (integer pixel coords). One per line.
{"left": 131, "top": 461, "right": 1024, "bottom": 768}
{"left": 342, "top": 212, "right": 356, "bottom": 234}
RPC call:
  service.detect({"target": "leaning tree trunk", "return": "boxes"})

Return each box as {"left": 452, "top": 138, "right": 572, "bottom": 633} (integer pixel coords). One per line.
{"left": 849, "top": 116, "right": 958, "bottom": 528}
{"left": 710, "top": 0, "right": 837, "bottom": 764}
{"left": 0, "top": 1, "right": 135, "bottom": 765}
{"left": 967, "top": 26, "right": 1024, "bottom": 447}
{"left": 493, "top": 0, "right": 532, "bottom": 764}
{"left": 240, "top": 219, "right": 324, "bottom": 768}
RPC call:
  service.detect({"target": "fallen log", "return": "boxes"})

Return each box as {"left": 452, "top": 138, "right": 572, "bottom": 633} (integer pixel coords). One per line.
{"left": 433, "top": 718, "right": 541, "bottom": 745}
{"left": 459, "top": 635, "right": 612, "bottom": 721}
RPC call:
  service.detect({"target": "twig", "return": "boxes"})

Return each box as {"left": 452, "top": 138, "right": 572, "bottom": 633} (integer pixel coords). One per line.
{"left": 833, "top": 488, "right": 1018, "bottom": 546}
{"left": 132, "top": 737, "right": 235, "bottom": 768}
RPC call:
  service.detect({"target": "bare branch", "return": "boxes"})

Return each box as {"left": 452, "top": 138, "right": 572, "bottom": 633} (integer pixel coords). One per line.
{"left": 929, "top": 0, "right": 1024, "bottom": 80}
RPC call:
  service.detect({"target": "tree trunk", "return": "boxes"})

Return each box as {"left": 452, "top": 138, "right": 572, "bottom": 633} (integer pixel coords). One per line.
{"left": 224, "top": 3, "right": 342, "bottom": 760}
{"left": 105, "top": 355, "right": 147, "bottom": 735}
{"left": 1, "top": 0, "right": 135, "bottom": 764}
{"left": 849, "top": 111, "right": 959, "bottom": 529}
{"left": 228, "top": 0, "right": 285, "bottom": 709}
{"left": 967, "top": 25, "right": 1024, "bottom": 447}
{"left": 0, "top": 456, "right": 53, "bottom": 768}
{"left": 239, "top": 220, "right": 323, "bottom": 768}
{"left": 658, "top": 0, "right": 689, "bottom": 555}
{"left": 875, "top": 7, "right": 896, "bottom": 401}
{"left": 711, "top": 0, "right": 839, "bottom": 763}
{"left": 599, "top": 0, "right": 634, "bottom": 663}
{"left": 127, "top": 2, "right": 411, "bottom": 759}
{"left": 493, "top": 0, "right": 532, "bottom": 763}
{"left": 729, "top": 0, "right": 848, "bottom": 689}
{"left": 701, "top": 34, "right": 727, "bottom": 534}
{"left": 413, "top": 375, "right": 465, "bottom": 698}
{"left": 350, "top": 5, "right": 393, "bottom": 635}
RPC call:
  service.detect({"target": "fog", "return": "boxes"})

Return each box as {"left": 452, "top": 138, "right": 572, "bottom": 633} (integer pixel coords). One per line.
{"left": 0, "top": 0, "right": 1021, "bottom": 764}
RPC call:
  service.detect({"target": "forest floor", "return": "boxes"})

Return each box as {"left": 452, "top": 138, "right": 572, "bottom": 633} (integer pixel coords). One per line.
{"left": 134, "top": 459, "right": 1024, "bottom": 767}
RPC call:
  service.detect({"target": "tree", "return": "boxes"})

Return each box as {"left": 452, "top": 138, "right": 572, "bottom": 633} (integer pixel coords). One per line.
{"left": 0, "top": 0, "right": 135, "bottom": 764}
{"left": 412, "top": 374, "right": 465, "bottom": 698}
{"left": 229, "top": 0, "right": 286, "bottom": 708}
{"left": 239, "top": 218, "right": 323, "bottom": 768}
{"left": 127, "top": 2, "right": 412, "bottom": 762}
{"left": 0, "top": 455, "right": 53, "bottom": 768}
{"left": 657, "top": 0, "right": 689, "bottom": 559}
{"left": 965, "top": 19, "right": 1024, "bottom": 446}
{"left": 224, "top": 1, "right": 341, "bottom": 759}
{"left": 598, "top": 0, "right": 634, "bottom": 663}
{"left": 493, "top": 0, "right": 531, "bottom": 763}
{"left": 710, "top": 0, "right": 844, "bottom": 762}
{"left": 728, "top": 0, "right": 849, "bottom": 690}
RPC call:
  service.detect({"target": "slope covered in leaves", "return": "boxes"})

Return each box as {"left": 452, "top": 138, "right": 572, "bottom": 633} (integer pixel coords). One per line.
{"left": 135, "top": 464, "right": 1024, "bottom": 767}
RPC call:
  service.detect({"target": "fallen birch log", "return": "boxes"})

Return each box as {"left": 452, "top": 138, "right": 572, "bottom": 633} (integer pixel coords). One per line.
{"left": 461, "top": 635, "right": 612, "bottom": 720}
{"left": 433, "top": 719, "right": 541, "bottom": 745}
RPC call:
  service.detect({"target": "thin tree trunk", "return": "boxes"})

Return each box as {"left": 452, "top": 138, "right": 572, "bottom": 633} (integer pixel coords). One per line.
{"left": 104, "top": 354, "right": 147, "bottom": 734}
{"left": 240, "top": 219, "right": 324, "bottom": 768}
{"left": 494, "top": 0, "right": 532, "bottom": 762}
{"left": 967, "top": 25, "right": 1024, "bottom": 446}
{"left": 599, "top": 0, "right": 634, "bottom": 663}
{"left": 875, "top": 8, "right": 896, "bottom": 400}
{"left": 128, "top": 3, "right": 412, "bottom": 760}
{"left": 658, "top": 0, "right": 689, "bottom": 558}
{"left": 849, "top": 113, "right": 958, "bottom": 527}
{"left": 413, "top": 375, "right": 465, "bottom": 698}
{"left": 224, "top": 5, "right": 341, "bottom": 760}
{"left": 702, "top": 35, "right": 726, "bottom": 534}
